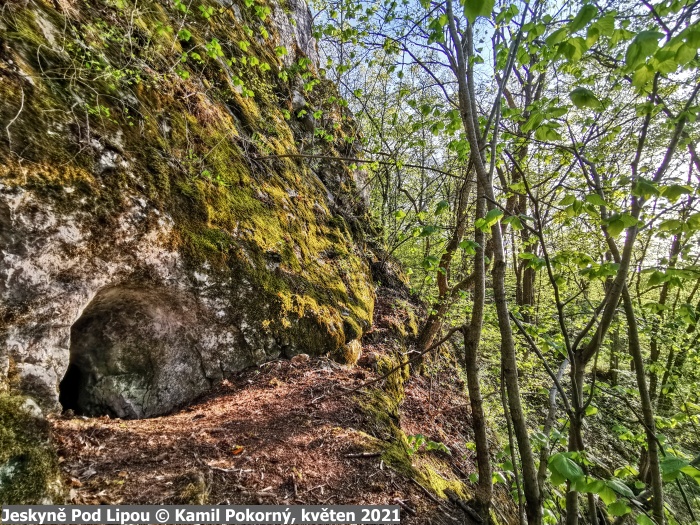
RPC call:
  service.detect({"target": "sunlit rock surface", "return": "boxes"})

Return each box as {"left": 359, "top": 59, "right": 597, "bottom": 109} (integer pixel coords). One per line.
{"left": 0, "top": 0, "right": 374, "bottom": 417}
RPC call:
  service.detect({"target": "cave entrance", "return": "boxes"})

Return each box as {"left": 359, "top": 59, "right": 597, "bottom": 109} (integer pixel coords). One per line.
{"left": 57, "top": 284, "right": 211, "bottom": 419}
{"left": 58, "top": 363, "right": 84, "bottom": 413}
{"left": 57, "top": 285, "right": 130, "bottom": 416}
{"left": 58, "top": 298, "right": 100, "bottom": 415}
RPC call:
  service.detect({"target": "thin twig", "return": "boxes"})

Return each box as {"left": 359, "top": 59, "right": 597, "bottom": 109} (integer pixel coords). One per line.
{"left": 345, "top": 452, "right": 382, "bottom": 459}
{"left": 393, "top": 499, "right": 417, "bottom": 517}
{"left": 6, "top": 87, "right": 25, "bottom": 150}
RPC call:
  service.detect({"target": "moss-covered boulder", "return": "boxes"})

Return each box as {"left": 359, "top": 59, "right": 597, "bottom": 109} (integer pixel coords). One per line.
{"left": 0, "top": 0, "right": 374, "bottom": 416}
{"left": 0, "top": 393, "right": 62, "bottom": 504}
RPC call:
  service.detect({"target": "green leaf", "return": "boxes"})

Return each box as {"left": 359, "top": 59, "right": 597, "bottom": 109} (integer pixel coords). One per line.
{"left": 493, "top": 471, "right": 508, "bottom": 484}
{"left": 680, "top": 465, "right": 700, "bottom": 485}
{"left": 586, "top": 26, "right": 601, "bottom": 46}
{"left": 659, "top": 219, "right": 682, "bottom": 232}
{"left": 582, "top": 479, "right": 606, "bottom": 494}
{"left": 548, "top": 106, "right": 568, "bottom": 118}
{"left": 632, "top": 65, "right": 655, "bottom": 88}
{"left": 569, "top": 4, "right": 597, "bottom": 33}
{"left": 611, "top": 28, "right": 635, "bottom": 46}
{"left": 522, "top": 112, "right": 544, "bottom": 132}
{"left": 435, "top": 200, "right": 450, "bottom": 215}
{"left": 572, "top": 476, "right": 590, "bottom": 492}
{"left": 585, "top": 194, "right": 607, "bottom": 206}
{"left": 605, "top": 213, "right": 638, "bottom": 236}
{"left": 636, "top": 515, "right": 655, "bottom": 525}
{"left": 660, "top": 184, "right": 693, "bottom": 202}
{"left": 565, "top": 200, "right": 584, "bottom": 217}
{"left": 607, "top": 500, "right": 630, "bottom": 517}
{"left": 685, "top": 27, "right": 700, "bottom": 47}
{"left": 463, "top": 0, "right": 495, "bottom": 24}
{"left": 607, "top": 220, "right": 624, "bottom": 237}
{"left": 425, "top": 439, "right": 451, "bottom": 454}
{"left": 549, "top": 469, "right": 566, "bottom": 486}
{"left": 676, "top": 43, "right": 697, "bottom": 66}
{"left": 561, "top": 37, "right": 588, "bottom": 61}
{"left": 660, "top": 455, "right": 689, "bottom": 482}
{"left": 549, "top": 453, "right": 584, "bottom": 481}
{"left": 688, "top": 212, "right": 700, "bottom": 229}
{"left": 646, "top": 270, "right": 665, "bottom": 287}
{"left": 606, "top": 478, "right": 634, "bottom": 498}
{"left": 631, "top": 178, "right": 660, "bottom": 199}
{"left": 651, "top": 56, "right": 677, "bottom": 75}
{"left": 626, "top": 31, "right": 664, "bottom": 70}
{"left": 585, "top": 405, "right": 598, "bottom": 416}
{"left": 419, "top": 225, "right": 439, "bottom": 237}
{"left": 475, "top": 208, "right": 504, "bottom": 232}
{"left": 546, "top": 27, "right": 568, "bottom": 46}
{"left": 592, "top": 14, "right": 615, "bottom": 37}
{"left": 394, "top": 210, "right": 407, "bottom": 220}
{"left": 535, "top": 124, "right": 561, "bottom": 141}
{"left": 459, "top": 240, "right": 480, "bottom": 255}
{"left": 599, "top": 485, "right": 617, "bottom": 505}
{"left": 421, "top": 255, "right": 440, "bottom": 270}
{"left": 502, "top": 216, "right": 523, "bottom": 230}
{"left": 570, "top": 87, "right": 601, "bottom": 109}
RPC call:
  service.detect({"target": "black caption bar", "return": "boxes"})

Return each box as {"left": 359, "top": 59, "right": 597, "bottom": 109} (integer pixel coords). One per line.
{"left": 1, "top": 505, "right": 401, "bottom": 524}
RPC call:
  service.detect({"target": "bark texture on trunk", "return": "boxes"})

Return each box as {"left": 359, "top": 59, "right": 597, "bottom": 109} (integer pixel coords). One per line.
{"left": 463, "top": 190, "right": 492, "bottom": 521}
{"left": 623, "top": 287, "right": 665, "bottom": 524}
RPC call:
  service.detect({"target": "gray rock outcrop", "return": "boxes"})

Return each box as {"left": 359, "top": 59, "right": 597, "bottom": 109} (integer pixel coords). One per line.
{"left": 0, "top": 0, "right": 374, "bottom": 418}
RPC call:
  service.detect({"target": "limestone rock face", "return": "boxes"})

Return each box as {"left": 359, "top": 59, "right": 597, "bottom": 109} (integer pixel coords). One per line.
{"left": 0, "top": 0, "right": 374, "bottom": 417}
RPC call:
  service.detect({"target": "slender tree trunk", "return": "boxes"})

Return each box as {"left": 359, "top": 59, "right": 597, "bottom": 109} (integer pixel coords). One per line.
{"left": 656, "top": 345, "right": 677, "bottom": 415}
{"left": 514, "top": 232, "right": 523, "bottom": 307}
{"left": 416, "top": 301, "right": 451, "bottom": 353}
{"left": 463, "top": 188, "right": 492, "bottom": 521}
{"left": 649, "top": 235, "right": 680, "bottom": 403}
{"left": 522, "top": 264, "right": 536, "bottom": 318}
{"left": 444, "top": 4, "right": 541, "bottom": 522}
{"left": 610, "top": 325, "right": 620, "bottom": 387}
{"left": 622, "top": 286, "right": 665, "bottom": 524}
{"left": 416, "top": 176, "right": 472, "bottom": 353}
{"left": 566, "top": 360, "right": 586, "bottom": 525}
{"left": 657, "top": 336, "right": 696, "bottom": 414}
{"left": 493, "top": 230, "right": 541, "bottom": 525}
{"left": 502, "top": 369, "right": 526, "bottom": 525}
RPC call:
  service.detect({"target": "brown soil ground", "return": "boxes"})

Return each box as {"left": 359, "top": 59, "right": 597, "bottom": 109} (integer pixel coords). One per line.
{"left": 50, "top": 289, "right": 518, "bottom": 524}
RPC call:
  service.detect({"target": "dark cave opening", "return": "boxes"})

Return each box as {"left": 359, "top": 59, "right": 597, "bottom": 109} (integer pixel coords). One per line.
{"left": 58, "top": 296, "right": 98, "bottom": 415}
{"left": 58, "top": 362, "right": 84, "bottom": 413}
{"left": 55, "top": 283, "right": 207, "bottom": 418}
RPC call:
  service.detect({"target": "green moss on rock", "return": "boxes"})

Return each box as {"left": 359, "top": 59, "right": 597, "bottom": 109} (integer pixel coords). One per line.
{"left": 0, "top": 0, "right": 375, "bottom": 370}
{"left": 0, "top": 393, "right": 61, "bottom": 504}
{"left": 358, "top": 353, "right": 467, "bottom": 500}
